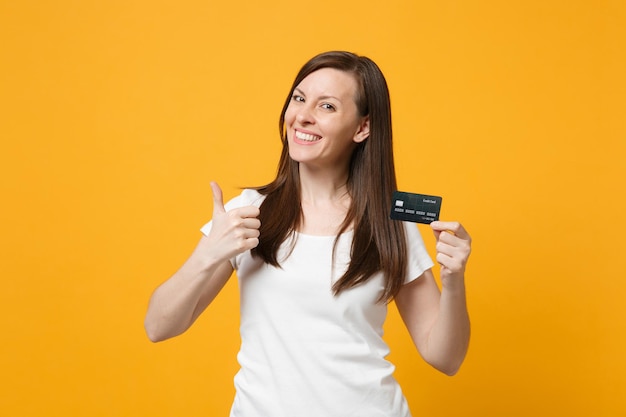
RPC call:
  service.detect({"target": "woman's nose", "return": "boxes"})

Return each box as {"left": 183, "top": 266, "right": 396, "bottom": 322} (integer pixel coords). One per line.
{"left": 296, "top": 105, "right": 314, "bottom": 125}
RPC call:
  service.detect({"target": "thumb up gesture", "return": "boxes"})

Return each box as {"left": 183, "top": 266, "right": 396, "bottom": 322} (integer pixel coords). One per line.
{"left": 204, "top": 182, "right": 261, "bottom": 262}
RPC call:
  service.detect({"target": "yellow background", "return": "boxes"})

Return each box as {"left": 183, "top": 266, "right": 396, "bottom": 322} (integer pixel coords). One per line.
{"left": 1, "top": 1, "right": 624, "bottom": 415}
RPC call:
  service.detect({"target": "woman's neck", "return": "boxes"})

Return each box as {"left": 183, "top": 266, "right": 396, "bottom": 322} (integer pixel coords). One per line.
{"left": 297, "top": 164, "right": 352, "bottom": 235}
{"left": 298, "top": 163, "right": 350, "bottom": 205}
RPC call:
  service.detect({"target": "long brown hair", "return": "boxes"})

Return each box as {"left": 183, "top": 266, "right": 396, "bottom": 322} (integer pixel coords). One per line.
{"left": 252, "top": 51, "right": 407, "bottom": 303}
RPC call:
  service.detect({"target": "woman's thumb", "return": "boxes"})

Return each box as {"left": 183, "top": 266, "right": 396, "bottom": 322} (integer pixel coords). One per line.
{"left": 210, "top": 181, "right": 226, "bottom": 214}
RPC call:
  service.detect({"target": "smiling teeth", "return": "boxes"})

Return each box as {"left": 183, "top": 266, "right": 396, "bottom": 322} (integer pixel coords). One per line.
{"left": 295, "top": 131, "right": 321, "bottom": 142}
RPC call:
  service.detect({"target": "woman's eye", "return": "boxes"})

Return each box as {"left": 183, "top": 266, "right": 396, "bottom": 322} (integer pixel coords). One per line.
{"left": 321, "top": 103, "right": 336, "bottom": 111}
{"left": 292, "top": 95, "right": 305, "bottom": 102}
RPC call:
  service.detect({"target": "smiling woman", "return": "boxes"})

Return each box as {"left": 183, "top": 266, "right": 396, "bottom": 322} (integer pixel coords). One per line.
{"left": 144, "top": 51, "right": 472, "bottom": 417}
{"left": 285, "top": 68, "right": 370, "bottom": 171}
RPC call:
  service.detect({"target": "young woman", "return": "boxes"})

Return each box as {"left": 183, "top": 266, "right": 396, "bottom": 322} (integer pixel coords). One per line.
{"left": 145, "top": 51, "right": 472, "bottom": 417}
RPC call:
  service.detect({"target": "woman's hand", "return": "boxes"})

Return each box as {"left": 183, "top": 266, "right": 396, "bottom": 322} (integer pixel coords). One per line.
{"left": 204, "top": 182, "right": 261, "bottom": 263}
{"left": 430, "top": 221, "right": 472, "bottom": 288}
{"left": 144, "top": 182, "right": 260, "bottom": 342}
{"left": 395, "top": 221, "right": 472, "bottom": 374}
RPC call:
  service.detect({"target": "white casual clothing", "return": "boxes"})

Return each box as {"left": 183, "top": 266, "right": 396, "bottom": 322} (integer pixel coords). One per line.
{"left": 201, "top": 189, "right": 434, "bottom": 417}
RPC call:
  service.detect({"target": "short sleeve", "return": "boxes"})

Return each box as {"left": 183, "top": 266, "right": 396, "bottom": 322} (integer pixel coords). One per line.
{"left": 199, "top": 189, "right": 265, "bottom": 269}
{"left": 403, "top": 222, "right": 435, "bottom": 284}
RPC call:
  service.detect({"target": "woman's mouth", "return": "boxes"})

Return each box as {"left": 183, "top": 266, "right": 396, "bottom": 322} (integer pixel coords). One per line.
{"left": 295, "top": 130, "right": 322, "bottom": 143}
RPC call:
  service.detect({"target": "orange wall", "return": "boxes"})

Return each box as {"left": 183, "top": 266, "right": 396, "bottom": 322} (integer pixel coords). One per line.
{"left": 1, "top": 1, "right": 624, "bottom": 416}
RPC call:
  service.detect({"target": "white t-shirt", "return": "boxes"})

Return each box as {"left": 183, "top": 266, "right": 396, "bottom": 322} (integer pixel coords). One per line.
{"left": 201, "top": 189, "right": 434, "bottom": 417}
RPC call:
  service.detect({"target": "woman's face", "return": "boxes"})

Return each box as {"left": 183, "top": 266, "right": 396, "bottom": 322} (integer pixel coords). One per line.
{"left": 284, "top": 68, "right": 369, "bottom": 170}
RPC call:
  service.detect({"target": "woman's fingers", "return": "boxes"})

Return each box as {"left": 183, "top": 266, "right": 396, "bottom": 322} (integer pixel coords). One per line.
{"left": 430, "top": 221, "right": 472, "bottom": 278}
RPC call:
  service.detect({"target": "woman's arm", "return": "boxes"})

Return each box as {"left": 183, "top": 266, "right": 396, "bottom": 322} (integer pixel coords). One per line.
{"left": 394, "top": 221, "right": 471, "bottom": 375}
{"left": 144, "top": 182, "right": 260, "bottom": 342}
{"left": 144, "top": 239, "right": 235, "bottom": 343}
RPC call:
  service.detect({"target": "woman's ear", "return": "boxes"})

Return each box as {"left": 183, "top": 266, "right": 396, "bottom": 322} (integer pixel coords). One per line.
{"left": 353, "top": 116, "right": 370, "bottom": 143}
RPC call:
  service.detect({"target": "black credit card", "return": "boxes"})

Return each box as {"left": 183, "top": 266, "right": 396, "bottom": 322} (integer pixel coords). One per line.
{"left": 390, "top": 191, "right": 442, "bottom": 224}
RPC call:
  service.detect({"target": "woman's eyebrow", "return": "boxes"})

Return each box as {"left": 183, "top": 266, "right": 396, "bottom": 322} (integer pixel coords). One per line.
{"left": 294, "top": 87, "right": 341, "bottom": 102}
